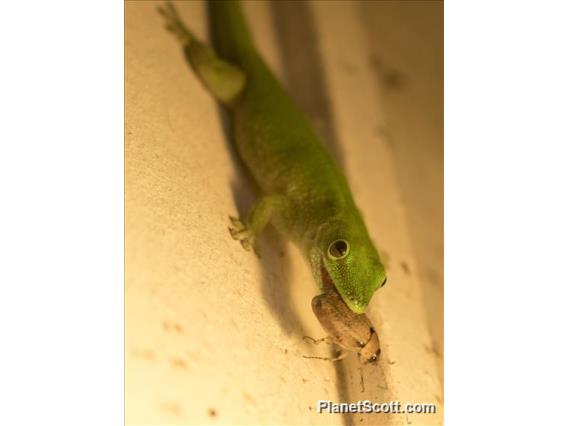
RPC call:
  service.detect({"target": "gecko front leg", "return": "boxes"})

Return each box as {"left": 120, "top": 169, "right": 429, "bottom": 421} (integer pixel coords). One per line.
{"left": 228, "top": 194, "right": 289, "bottom": 253}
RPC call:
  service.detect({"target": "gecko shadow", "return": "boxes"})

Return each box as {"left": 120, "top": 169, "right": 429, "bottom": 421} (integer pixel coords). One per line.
{"left": 201, "top": 2, "right": 309, "bottom": 339}
{"left": 220, "top": 111, "right": 307, "bottom": 338}
{"left": 269, "top": 1, "right": 353, "bottom": 423}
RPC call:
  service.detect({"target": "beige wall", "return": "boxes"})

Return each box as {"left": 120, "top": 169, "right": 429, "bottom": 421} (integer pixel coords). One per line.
{"left": 126, "top": 1, "right": 443, "bottom": 424}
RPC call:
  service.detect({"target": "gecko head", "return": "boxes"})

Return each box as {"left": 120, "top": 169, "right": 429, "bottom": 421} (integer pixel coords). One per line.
{"left": 311, "top": 218, "right": 387, "bottom": 314}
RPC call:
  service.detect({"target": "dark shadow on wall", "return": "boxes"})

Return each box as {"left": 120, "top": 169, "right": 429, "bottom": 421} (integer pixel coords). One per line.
{"left": 270, "top": 0, "right": 345, "bottom": 171}
{"left": 204, "top": 6, "right": 308, "bottom": 338}
{"left": 226, "top": 128, "right": 307, "bottom": 338}
{"left": 211, "top": 65, "right": 307, "bottom": 339}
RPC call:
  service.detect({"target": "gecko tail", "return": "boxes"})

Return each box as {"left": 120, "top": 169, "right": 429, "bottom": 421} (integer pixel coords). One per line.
{"left": 208, "top": 0, "right": 256, "bottom": 65}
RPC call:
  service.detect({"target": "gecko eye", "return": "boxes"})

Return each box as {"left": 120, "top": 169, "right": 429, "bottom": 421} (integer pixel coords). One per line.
{"left": 380, "top": 277, "right": 387, "bottom": 288}
{"left": 327, "top": 239, "right": 350, "bottom": 260}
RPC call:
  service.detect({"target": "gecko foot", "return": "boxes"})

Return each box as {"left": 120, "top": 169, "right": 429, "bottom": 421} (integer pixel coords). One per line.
{"left": 228, "top": 215, "right": 255, "bottom": 252}
{"left": 157, "top": 2, "right": 193, "bottom": 44}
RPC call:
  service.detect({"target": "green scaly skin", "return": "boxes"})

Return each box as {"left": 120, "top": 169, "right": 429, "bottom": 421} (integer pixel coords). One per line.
{"left": 158, "top": 1, "right": 387, "bottom": 313}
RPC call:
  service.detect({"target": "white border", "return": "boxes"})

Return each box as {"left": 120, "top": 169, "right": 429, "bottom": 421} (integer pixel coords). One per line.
{"left": 0, "top": 1, "right": 124, "bottom": 424}
{"left": 446, "top": 0, "right": 568, "bottom": 424}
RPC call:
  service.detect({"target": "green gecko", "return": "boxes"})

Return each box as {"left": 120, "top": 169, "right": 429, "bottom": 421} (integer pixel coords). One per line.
{"left": 158, "top": 1, "right": 386, "bottom": 314}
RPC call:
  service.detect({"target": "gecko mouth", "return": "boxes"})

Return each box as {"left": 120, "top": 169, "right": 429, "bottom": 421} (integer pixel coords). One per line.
{"left": 320, "top": 263, "right": 335, "bottom": 292}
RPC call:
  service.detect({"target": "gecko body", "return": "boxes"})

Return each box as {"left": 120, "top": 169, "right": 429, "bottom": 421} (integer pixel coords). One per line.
{"left": 159, "top": 1, "right": 386, "bottom": 313}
